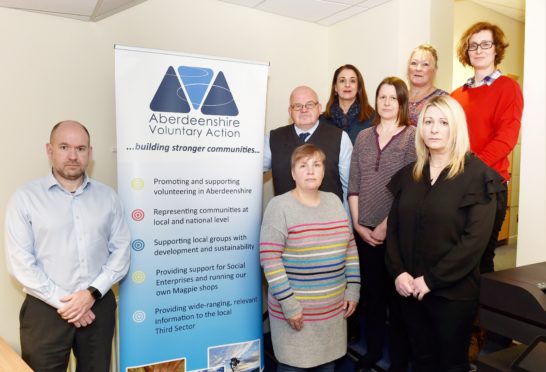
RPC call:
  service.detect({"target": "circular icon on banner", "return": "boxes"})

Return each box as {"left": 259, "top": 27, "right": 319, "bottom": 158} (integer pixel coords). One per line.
{"left": 131, "top": 178, "right": 145, "bottom": 190}
{"left": 132, "top": 271, "right": 146, "bottom": 284}
{"left": 133, "top": 310, "right": 146, "bottom": 323}
{"left": 132, "top": 239, "right": 145, "bottom": 251}
{"left": 131, "top": 209, "right": 145, "bottom": 221}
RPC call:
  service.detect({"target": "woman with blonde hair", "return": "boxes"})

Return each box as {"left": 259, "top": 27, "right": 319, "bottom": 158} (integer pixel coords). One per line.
{"left": 385, "top": 95, "right": 503, "bottom": 371}
{"left": 407, "top": 44, "right": 448, "bottom": 126}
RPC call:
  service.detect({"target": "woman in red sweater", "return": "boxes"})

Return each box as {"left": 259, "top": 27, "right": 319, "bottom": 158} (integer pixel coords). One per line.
{"left": 451, "top": 21, "right": 524, "bottom": 362}
{"left": 451, "top": 21, "right": 523, "bottom": 274}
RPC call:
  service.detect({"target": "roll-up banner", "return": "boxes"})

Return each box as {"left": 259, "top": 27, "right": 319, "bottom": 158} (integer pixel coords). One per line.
{"left": 115, "top": 45, "right": 268, "bottom": 372}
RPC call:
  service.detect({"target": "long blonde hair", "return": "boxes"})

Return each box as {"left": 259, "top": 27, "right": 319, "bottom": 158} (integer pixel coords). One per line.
{"left": 413, "top": 95, "right": 470, "bottom": 181}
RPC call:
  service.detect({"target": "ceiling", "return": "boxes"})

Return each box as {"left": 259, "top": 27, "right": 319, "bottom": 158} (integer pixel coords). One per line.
{"left": 0, "top": 0, "right": 146, "bottom": 21}
{"left": 0, "top": 0, "right": 525, "bottom": 24}
{"left": 469, "top": 0, "right": 525, "bottom": 22}
{"left": 219, "top": 0, "right": 391, "bottom": 26}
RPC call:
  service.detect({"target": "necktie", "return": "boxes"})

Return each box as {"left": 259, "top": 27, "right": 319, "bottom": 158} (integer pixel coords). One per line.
{"left": 299, "top": 132, "right": 310, "bottom": 142}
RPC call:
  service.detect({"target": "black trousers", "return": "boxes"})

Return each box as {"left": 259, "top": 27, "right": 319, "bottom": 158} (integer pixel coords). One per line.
{"left": 400, "top": 295, "right": 477, "bottom": 372}
{"left": 354, "top": 232, "right": 409, "bottom": 368}
{"left": 20, "top": 291, "right": 116, "bottom": 372}
{"left": 480, "top": 182, "right": 508, "bottom": 274}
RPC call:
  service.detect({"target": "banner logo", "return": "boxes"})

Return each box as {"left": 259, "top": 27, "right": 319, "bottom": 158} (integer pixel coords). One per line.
{"left": 150, "top": 66, "right": 239, "bottom": 116}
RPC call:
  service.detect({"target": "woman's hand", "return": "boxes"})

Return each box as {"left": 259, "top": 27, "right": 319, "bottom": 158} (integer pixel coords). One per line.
{"left": 343, "top": 300, "right": 358, "bottom": 318}
{"left": 287, "top": 312, "right": 304, "bottom": 331}
{"left": 395, "top": 272, "right": 415, "bottom": 297}
{"left": 371, "top": 219, "right": 387, "bottom": 242}
{"left": 412, "top": 276, "right": 430, "bottom": 300}
{"left": 355, "top": 224, "right": 383, "bottom": 246}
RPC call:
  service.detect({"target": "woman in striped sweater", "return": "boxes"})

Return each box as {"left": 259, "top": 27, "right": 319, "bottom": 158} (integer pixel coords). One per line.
{"left": 260, "top": 143, "right": 360, "bottom": 372}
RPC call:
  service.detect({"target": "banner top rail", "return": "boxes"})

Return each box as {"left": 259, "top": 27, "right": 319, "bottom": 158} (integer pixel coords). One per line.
{"left": 114, "top": 44, "right": 270, "bottom": 67}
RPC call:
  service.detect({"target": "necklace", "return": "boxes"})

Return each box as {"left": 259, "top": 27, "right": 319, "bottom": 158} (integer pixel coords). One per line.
{"left": 429, "top": 164, "right": 446, "bottom": 185}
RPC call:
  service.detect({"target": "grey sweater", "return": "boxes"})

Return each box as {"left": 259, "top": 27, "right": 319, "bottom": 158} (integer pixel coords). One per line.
{"left": 260, "top": 191, "right": 360, "bottom": 368}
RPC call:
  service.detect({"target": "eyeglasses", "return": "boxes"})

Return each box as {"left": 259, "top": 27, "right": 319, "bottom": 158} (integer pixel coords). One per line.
{"left": 291, "top": 101, "right": 318, "bottom": 111}
{"left": 467, "top": 41, "right": 494, "bottom": 51}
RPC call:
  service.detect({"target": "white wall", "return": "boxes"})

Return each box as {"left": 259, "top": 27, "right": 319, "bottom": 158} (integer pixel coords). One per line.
{"left": 0, "top": 7, "right": 117, "bottom": 352}
{"left": 0, "top": 0, "right": 329, "bottom": 352}
{"left": 517, "top": 0, "right": 546, "bottom": 266}
{"left": 329, "top": 0, "right": 454, "bottom": 100}
{"left": 328, "top": 0, "right": 400, "bottom": 95}
{"left": 430, "top": 0, "right": 454, "bottom": 90}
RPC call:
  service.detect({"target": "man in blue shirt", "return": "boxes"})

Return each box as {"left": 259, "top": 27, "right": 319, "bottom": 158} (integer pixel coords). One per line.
{"left": 5, "top": 120, "right": 131, "bottom": 371}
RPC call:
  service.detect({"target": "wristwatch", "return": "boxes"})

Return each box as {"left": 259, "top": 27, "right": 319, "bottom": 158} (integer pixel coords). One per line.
{"left": 87, "top": 286, "right": 102, "bottom": 300}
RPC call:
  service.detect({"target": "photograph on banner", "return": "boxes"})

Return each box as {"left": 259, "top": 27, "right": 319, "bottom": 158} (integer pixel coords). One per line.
{"left": 189, "top": 367, "right": 224, "bottom": 372}
{"left": 189, "top": 366, "right": 226, "bottom": 372}
{"left": 115, "top": 45, "right": 268, "bottom": 371}
{"left": 127, "top": 357, "right": 186, "bottom": 372}
{"left": 208, "top": 339, "right": 260, "bottom": 372}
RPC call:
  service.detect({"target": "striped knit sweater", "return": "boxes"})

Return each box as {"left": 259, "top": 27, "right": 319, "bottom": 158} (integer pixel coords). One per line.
{"left": 260, "top": 191, "right": 360, "bottom": 368}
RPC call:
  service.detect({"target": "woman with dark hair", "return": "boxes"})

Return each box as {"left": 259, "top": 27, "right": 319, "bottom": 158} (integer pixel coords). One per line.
{"left": 407, "top": 44, "right": 448, "bottom": 126}
{"left": 260, "top": 144, "right": 360, "bottom": 372}
{"left": 348, "top": 77, "right": 416, "bottom": 371}
{"left": 386, "top": 95, "right": 502, "bottom": 371}
{"left": 320, "top": 64, "right": 375, "bottom": 144}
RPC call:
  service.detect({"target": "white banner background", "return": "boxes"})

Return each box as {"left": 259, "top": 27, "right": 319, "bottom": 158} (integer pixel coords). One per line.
{"left": 115, "top": 45, "right": 268, "bottom": 372}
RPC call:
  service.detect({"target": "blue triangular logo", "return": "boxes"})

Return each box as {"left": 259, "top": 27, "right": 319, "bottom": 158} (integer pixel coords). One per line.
{"left": 201, "top": 72, "right": 239, "bottom": 116}
{"left": 178, "top": 66, "right": 213, "bottom": 110}
{"left": 149, "top": 66, "right": 191, "bottom": 113}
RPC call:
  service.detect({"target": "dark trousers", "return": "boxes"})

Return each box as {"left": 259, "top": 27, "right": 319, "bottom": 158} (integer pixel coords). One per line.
{"left": 387, "top": 292, "right": 410, "bottom": 372}
{"left": 20, "top": 291, "right": 116, "bottom": 372}
{"left": 401, "top": 295, "right": 477, "bottom": 372}
{"left": 480, "top": 182, "right": 508, "bottom": 274}
{"left": 476, "top": 182, "right": 511, "bottom": 348}
{"left": 354, "top": 232, "right": 409, "bottom": 368}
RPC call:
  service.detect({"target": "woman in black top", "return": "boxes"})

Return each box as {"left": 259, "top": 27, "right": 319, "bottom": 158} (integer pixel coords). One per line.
{"left": 385, "top": 95, "right": 503, "bottom": 372}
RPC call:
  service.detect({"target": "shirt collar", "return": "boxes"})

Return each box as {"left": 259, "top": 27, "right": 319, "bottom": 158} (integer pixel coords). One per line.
{"left": 46, "top": 170, "right": 90, "bottom": 194}
{"left": 464, "top": 69, "right": 502, "bottom": 88}
{"left": 294, "top": 120, "right": 320, "bottom": 136}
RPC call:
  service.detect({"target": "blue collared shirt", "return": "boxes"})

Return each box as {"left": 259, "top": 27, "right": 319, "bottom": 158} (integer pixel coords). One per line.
{"left": 5, "top": 172, "right": 131, "bottom": 309}
{"left": 263, "top": 120, "right": 353, "bottom": 215}
{"left": 464, "top": 69, "right": 502, "bottom": 88}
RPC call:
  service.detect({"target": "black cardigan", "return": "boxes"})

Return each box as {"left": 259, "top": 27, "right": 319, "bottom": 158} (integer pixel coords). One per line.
{"left": 385, "top": 154, "right": 503, "bottom": 300}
